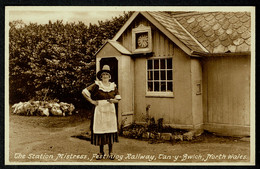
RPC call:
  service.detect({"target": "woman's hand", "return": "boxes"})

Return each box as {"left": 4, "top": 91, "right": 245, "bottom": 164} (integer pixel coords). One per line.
{"left": 91, "top": 100, "right": 98, "bottom": 106}
{"left": 107, "top": 99, "right": 118, "bottom": 104}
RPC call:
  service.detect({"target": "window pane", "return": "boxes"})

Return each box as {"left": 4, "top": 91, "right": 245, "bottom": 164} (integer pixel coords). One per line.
{"left": 147, "top": 58, "right": 174, "bottom": 93}
{"left": 148, "top": 71, "right": 153, "bottom": 80}
{"left": 167, "top": 58, "right": 172, "bottom": 69}
{"left": 160, "top": 59, "right": 165, "bottom": 69}
{"left": 154, "top": 82, "right": 159, "bottom": 91}
{"left": 167, "top": 82, "right": 173, "bottom": 91}
{"left": 161, "top": 82, "right": 166, "bottom": 91}
{"left": 167, "top": 70, "right": 172, "bottom": 80}
{"left": 160, "top": 70, "right": 166, "bottom": 80}
{"left": 148, "top": 60, "right": 153, "bottom": 70}
{"left": 154, "top": 71, "right": 159, "bottom": 80}
{"left": 154, "top": 59, "right": 159, "bottom": 69}
{"left": 148, "top": 82, "right": 153, "bottom": 91}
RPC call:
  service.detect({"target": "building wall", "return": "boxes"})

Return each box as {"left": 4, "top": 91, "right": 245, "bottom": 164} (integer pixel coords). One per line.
{"left": 118, "top": 55, "right": 135, "bottom": 126}
{"left": 96, "top": 43, "right": 135, "bottom": 126}
{"left": 134, "top": 46, "right": 193, "bottom": 128}
{"left": 96, "top": 43, "right": 122, "bottom": 57}
{"left": 202, "top": 55, "right": 250, "bottom": 136}
{"left": 96, "top": 14, "right": 251, "bottom": 135}
{"left": 190, "top": 58, "right": 203, "bottom": 129}
{"left": 118, "top": 14, "right": 194, "bottom": 128}
{"left": 118, "top": 14, "right": 174, "bottom": 57}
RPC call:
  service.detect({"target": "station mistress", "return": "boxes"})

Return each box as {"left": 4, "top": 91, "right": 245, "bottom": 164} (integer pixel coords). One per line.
{"left": 82, "top": 65, "right": 121, "bottom": 160}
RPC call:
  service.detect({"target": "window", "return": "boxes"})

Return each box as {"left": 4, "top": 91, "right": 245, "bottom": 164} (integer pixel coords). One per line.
{"left": 147, "top": 58, "right": 173, "bottom": 97}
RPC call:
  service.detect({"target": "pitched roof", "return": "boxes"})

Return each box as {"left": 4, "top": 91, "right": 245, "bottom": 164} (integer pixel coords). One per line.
{"left": 174, "top": 12, "right": 251, "bottom": 53}
{"left": 108, "top": 40, "right": 132, "bottom": 55}
{"left": 95, "top": 40, "right": 132, "bottom": 56}
{"left": 147, "top": 11, "right": 207, "bottom": 53}
{"left": 112, "top": 11, "right": 251, "bottom": 55}
{"left": 148, "top": 11, "right": 251, "bottom": 53}
{"left": 113, "top": 11, "right": 200, "bottom": 55}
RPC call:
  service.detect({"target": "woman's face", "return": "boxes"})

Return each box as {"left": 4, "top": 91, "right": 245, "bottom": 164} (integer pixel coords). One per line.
{"left": 101, "top": 72, "right": 110, "bottom": 82}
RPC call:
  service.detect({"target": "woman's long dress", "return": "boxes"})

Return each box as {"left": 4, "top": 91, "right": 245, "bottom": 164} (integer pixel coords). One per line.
{"left": 82, "top": 80, "right": 121, "bottom": 145}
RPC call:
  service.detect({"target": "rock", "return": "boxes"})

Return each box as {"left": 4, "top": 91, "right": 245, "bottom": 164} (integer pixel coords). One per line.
{"left": 38, "top": 106, "right": 49, "bottom": 116}
{"left": 123, "top": 131, "right": 130, "bottom": 137}
{"left": 142, "top": 132, "right": 150, "bottom": 139}
{"left": 174, "top": 135, "right": 183, "bottom": 141}
{"left": 156, "top": 133, "right": 161, "bottom": 140}
{"left": 50, "top": 106, "right": 63, "bottom": 116}
{"left": 12, "top": 102, "right": 24, "bottom": 114}
{"left": 161, "top": 133, "right": 172, "bottom": 141}
{"left": 183, "top": 129, "right": 204, "bottom": 140}
{"left": 123, "top": 131, "right": 127, "bottom": 137}
{"left": 13, "top": 102, "right": 32, "bottom": 115}
{"left": 183, "top": 132, "right": 193, "bottom": 141}
{"left": 194, "top": 129, "right": 204, "bottom": 137}
{"left": 150, "top": 133, "right": 155, "bottom": 139}
{"left": 240, "top": 137, "right": 250, "bottom": 142}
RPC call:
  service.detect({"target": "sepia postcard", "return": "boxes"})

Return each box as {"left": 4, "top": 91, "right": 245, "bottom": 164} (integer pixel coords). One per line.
{"left": 5, "top": 6, "right": 255, "bottom": 166}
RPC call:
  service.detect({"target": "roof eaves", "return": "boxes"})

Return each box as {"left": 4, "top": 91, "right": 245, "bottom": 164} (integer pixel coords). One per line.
{"left": 94, "top": 40, "right": 109, "bottom": 56}
{"left": 191, "top": 51, "right": 251, "bottom": 57}
{"left": 94, "top": 39, "right": 132, "bottom": 56}
{"left": 108, "top": 40, "right": 132, "bottom": 55}
{"left": 112, "top": 11, "right": 140, "bottom": 41}
{"left": 172, "top": 12, "right": 213, "bottom": 18}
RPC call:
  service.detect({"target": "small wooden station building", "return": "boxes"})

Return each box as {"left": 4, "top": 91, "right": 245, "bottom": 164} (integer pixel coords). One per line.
{"left": 95, "top": 11, "right": 251, "bottom": 136}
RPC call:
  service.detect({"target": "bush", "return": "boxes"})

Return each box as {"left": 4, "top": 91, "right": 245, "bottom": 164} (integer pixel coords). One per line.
{"left": 9, "top": 12, "right": 133, "bottom": 108}
{"left": 121, "top": 118, "right": 188, "bottom": 140}
{"left": 11, "top": 100, "right": 76, "bottom": 116}
{"left": 122, "top": 123, "right": 146, "bottom": 139}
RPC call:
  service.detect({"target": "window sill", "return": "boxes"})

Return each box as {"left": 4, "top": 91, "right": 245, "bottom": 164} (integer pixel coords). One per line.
{"left": 145, "top": 92, "right": 174, "bottom": 98}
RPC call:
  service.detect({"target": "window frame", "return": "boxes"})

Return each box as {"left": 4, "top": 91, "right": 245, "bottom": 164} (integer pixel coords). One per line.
{"left": 146, "top": 57, "right": 174, "bottom": 98}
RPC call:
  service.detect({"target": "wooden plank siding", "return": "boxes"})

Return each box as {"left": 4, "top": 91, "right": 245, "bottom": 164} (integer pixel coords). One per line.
{"left": 202, "top": 58, "right": 208, "bottom": 123}
{"left": 202, "top": 55, "right": 250, "bottom": 126}
{"left": 190, "top": 59, "right": 203, "bottom": 128}
{"left": 118, "top": 14, "right": 174, "bottom": 57}
{"left": 118, "top": 14, "right": 193, "bottom": 128}
{"left": 134, "top": 54, "right": 193, "bottom": 127}
{"left": 96, "top": 13, "right": 251, "bottom": 136}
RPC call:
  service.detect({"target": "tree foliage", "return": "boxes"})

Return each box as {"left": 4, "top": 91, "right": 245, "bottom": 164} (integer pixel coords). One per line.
{"left": 9, "top": 12, "right": 133, "bottom": 108}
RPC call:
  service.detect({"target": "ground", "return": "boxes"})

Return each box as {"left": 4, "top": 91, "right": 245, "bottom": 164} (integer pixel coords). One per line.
{"left": 8, "top": 110, "right": 251, "bottom": 164}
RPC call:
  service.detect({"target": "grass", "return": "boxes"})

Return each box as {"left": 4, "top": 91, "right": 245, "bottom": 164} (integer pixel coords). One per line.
{"left": 9, "top": 108, "right": 92, "bottom": 129}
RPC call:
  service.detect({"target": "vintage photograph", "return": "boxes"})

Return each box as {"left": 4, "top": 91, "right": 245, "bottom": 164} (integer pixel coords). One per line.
{"left": 5, "top": 6, "right": 255, "bottom": 165}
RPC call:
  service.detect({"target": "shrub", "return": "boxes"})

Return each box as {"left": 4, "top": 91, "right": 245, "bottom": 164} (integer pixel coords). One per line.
{"left": 122, "top": 123, "right": 146, "bottom": 139}
{"left": 121, "top": 117, "right": 188, "bottom": 141}
{"left": 9, "top": 12, "right": 133, "bottom": 108}
{"left": 11, "top": 100, "right": 76, "bottom": 116}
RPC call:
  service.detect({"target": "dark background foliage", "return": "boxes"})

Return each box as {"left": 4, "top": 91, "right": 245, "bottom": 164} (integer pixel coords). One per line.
{"left": 9, "top": 12, "right": 133, "bottom": 109}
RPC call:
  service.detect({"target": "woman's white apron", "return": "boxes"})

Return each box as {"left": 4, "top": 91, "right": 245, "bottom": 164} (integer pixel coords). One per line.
{"left": 93, "top": 100, "right": 117, "bottom": 134}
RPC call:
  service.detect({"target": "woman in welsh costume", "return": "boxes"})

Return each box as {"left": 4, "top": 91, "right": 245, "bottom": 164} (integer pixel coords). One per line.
{"left": 82, "top": 65, "right": 121, "bottom": 160}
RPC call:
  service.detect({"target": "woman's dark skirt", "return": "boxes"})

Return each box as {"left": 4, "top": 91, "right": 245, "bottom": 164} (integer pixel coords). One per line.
{"left": 90, "top": 106, "right": 119, "bottom": 146}
{"left": 91, "top": 132, "right": 119, "bottom": 146}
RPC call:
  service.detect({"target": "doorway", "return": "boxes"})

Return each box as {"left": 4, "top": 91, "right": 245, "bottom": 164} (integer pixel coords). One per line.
{"left": 100, "top": 57, "right": 119, "bottom": 121}
{"left": 100, "top": 57, "right": 118, "bottom": 85}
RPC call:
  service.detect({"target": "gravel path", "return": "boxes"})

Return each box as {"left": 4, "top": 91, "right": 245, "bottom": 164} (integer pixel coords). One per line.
{"left": 8, "top": 113, "right": 251, "bottom": 164}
